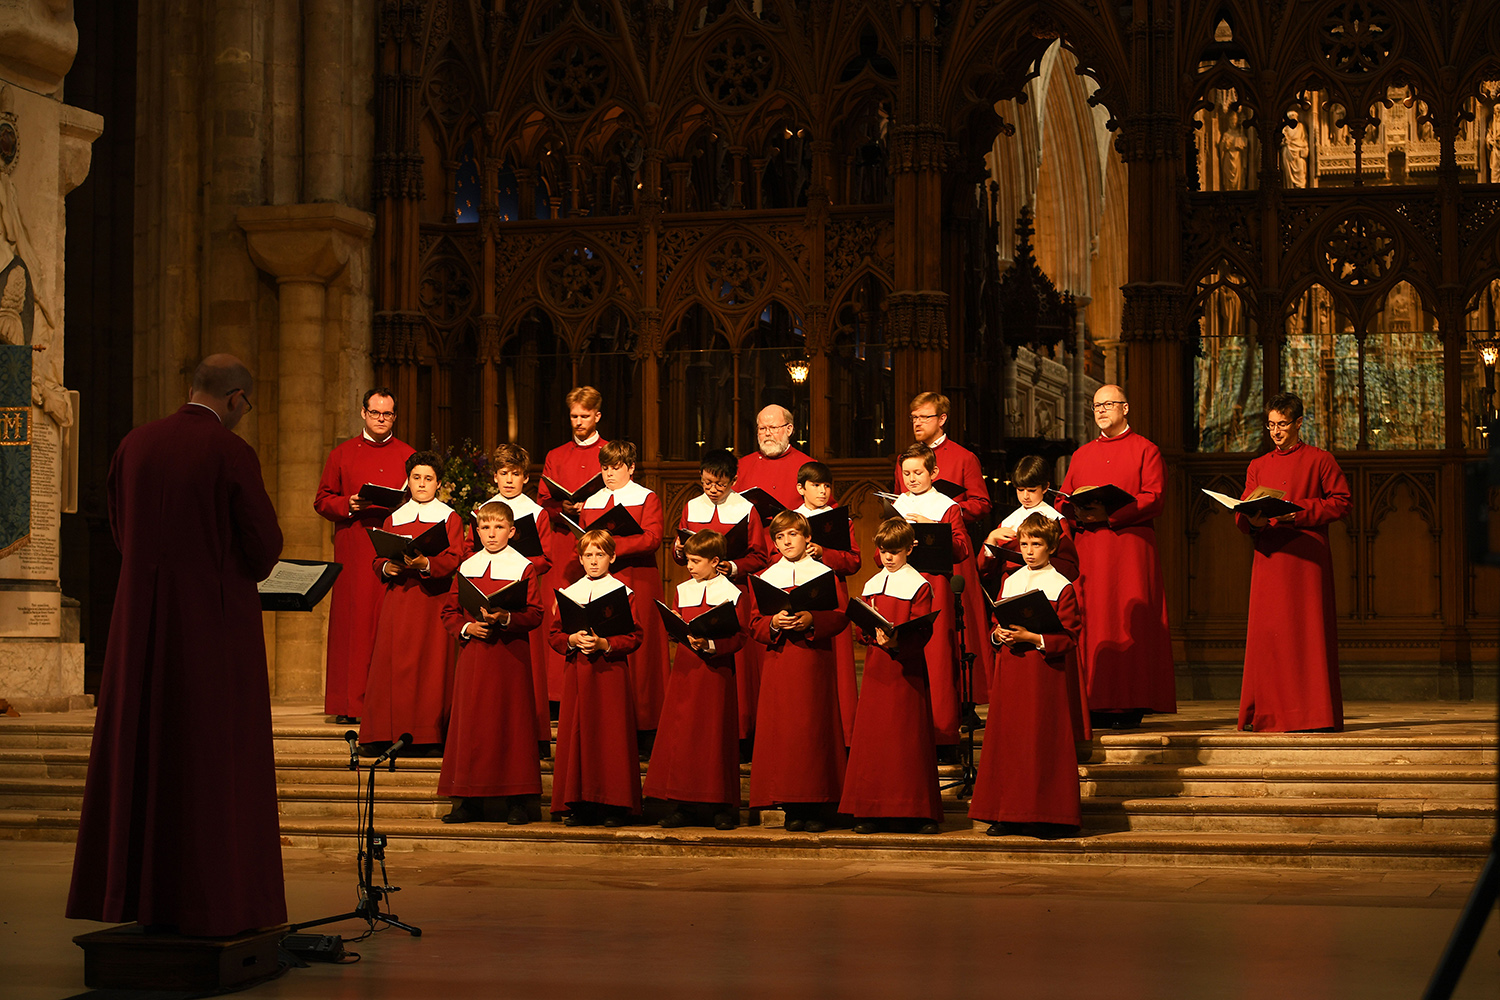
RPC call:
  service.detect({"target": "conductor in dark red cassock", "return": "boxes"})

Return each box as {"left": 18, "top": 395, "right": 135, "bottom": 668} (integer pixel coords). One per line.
{"left": 1236, "top": 392, "right": 1351, "bottom": 733}
{"left": 68, "top": 355, "right": 286, "bottom": 937}
{"left": 537, "top": 386, "right": 608, "bottom": 703}
{"left": 734, "top": 404, "right": 813, "bottom": 512}
{"left": 313, "top": 387, "right": 415, "bottom": 723}
{"left": 1061, "top": 384, "right": 1176, "bottom": 729}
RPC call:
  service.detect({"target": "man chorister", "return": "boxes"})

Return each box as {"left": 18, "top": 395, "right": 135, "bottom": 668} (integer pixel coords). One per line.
{"left": 1236, "top": 392, "right": 1351, "bottom": 733}
{"left": 69, "top": 355, "right": 286, "bottom": 937}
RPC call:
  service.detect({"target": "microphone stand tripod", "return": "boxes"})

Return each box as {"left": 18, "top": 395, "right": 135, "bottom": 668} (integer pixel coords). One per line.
{"left": 290, "top": 735, "right": 421, "bottom": 939}
{"left": 941, "top": 576, "right": 980, "bottom": 799}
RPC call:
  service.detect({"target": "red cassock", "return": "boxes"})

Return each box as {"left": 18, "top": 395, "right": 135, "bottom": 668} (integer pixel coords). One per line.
{"left": 537, "top": 434, "right": 606, "bottom": 700}
{"left": 68, "top": 404, "right": 286, "bottom": 936}
{"left": 892, "top": 488, "right": 980, "bottom": 742}
{"left": 1061, "top": 427, "right": 1177, "bottom": 714}
{"left": 437, "top": 548, "right": 544, "bottom": 797}
{"left": 969, "top": 565, "right": 1084, "bottom": 827}
{"left": 643, "top": 576, "right": 748, "bottom": 807}
{"left": 735, "top": 444, "right": 814, "bottom": 512}
{"left": 547, "top": 575, "right": 644, "bottom": 815}
{"left": 359, "top": 500, "right": 465, "bottom": 745}
{"left": 674, "top": 493, "right": 770, "bottom": 740}
{"left": 313, "top": 431, "right": 415, "bottom": 717}
{"left": 839, "top": 566, "right": 943, "bottom": 823}
{"left": 748, "top": 558, "right": 849, "bottom": 807}
{"left": 1235, "top": 443, "right": 1351, "bottom": 733}
{"left": 894, "top": 435, "right": 993, "bottom": 525}
{"left": 582, "top": 481, "right": 668, "bottom": 729}
{"left": 472, "top": 491, "right": 555, "bottom": 745}
{"left": 792, "top": 503, "right": 863, "bottom": 746}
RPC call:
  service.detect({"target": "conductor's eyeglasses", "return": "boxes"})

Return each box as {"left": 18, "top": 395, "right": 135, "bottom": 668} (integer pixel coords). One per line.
{"left": 1092, "top": 400, "right": 1125, "bottom": 412}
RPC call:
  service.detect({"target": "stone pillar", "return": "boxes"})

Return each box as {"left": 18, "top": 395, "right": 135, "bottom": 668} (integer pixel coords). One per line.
{"left": 0, "top": 5, "right": 99, "bottom": 711}
{"left": 239, "top": 203, "right": 375, "bottom": 699}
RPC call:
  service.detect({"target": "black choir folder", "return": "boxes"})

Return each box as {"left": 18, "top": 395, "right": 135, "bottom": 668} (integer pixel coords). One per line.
{"left": 1200, "top": 486, "right": 1303, "bottom": 520}
{"left": 676, "top": 516, "right": 750, "bottom": 557}
{"left": 986, "top": 588, "right": 1064, "bottom": 635}
{"left": 749, "top": 572, "right": 840, "bottom": 616}
{"left": 561, "top": 504, "right": 643, "bottom": 538}
{"left": 555, "top": 587, "right": 637, "bottom": 638}
{"left": 739, "top": 487, "right": 788, "bottom": 522}
{"left": 457, "top": 575, "right": 530, "bottom": 618}
{"left": 508, "top": 513, "right": 544, "bottom": 558}
{"left": 909, "top": 523, "right": 955, "bottom": 576}
{"left": 367, "top": 522, "right": 451, "bottom": 559}
{"left": 258, "top": 559, "right": 342, "bottom": 611}
{"left": 984, "top": 541, "right": 1026, "bottom": 566}
{"left": 356, "top": 483, "right": 407, "bottom": 509}
{"left": 845, "top": 598, "right": 940, "bottom": 652}
{"left": 806, "top": 506, "right": 852, "bottom": 551}
{"left": 656, "top": 600, "right": 742, "bottom": 644}
{"left": 1055, "top": 484, "right": 1135, "bottom": 516}
{"left": 542, "top": 473, "right": 605, "bottom": 507}
{"left": 932, "top": 478, "right": 966, "bottom": 501}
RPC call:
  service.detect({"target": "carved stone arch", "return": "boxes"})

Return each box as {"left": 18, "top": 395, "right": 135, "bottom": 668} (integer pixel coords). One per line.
{"left": 533, "top": 233, "right": 642, "bottom": 317}
{"left": 1034, "top": 46, "right": 1108, "bottom": 298}
{"left": 727, "top": 292, "right": 807, "bottom": 348}
{"left": 518, "top": 0, "right": 623, "bottom": 46}
{"left": 825, "top": 222, "right": 896, "bottom": 305}
{"left": 496, "top": 297, "right": 558, "bottom": 347}
{"left": 943, "top": 2, "right": 1132, "bottom": 155}
{"left": 681, "top": 0, "right": 792, "bottom": 38}
{"left": 1187, "top": 252, "right": 1257, "bottom": 302}
{"left": 824, "top": 10, "right": 900, "bottom": 95}
{"left": 659, "top": 224, "right": 808, "bottom": 326}
{"left": 418, "top": 238, "right": 479, "bottom": 331}
{"left": 661, "top": 297, "right": 732, "bottom": 349}
{"left": 422, "top": 43, "right": 484, "bottom": 155}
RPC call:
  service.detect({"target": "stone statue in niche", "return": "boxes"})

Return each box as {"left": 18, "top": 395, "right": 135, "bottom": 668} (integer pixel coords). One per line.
{"left": 1386, "top": 283, "right": 1415, "bottom": 331}
{"left": 1217, "top": 109, "right": 1249, "bottom": 190}
{"left": 1324, "top": 103, "right": 1347, "bottom": 145}
{"left": 1282, "top": 110, "right": 1309, "bottom": 188}
{"left": 1487, "top": 108, "right": 1500, "bottom": 182}
{"left": 0, "top": 103, "right": 68, "bottom": 428}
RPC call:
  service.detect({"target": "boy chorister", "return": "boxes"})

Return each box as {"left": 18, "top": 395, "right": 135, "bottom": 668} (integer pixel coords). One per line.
{"left": 840, "top": 518, "right": 942, "bottom": 835}
{"left": 749, "top": 511, "right": 849, "bottom": 832}
{"left": 647, "top": 529, "right": 748, "bottom": 830}
{"left": 792, "top": 461, "right": 862, "bottom": 747}
{"left": 437, "top": 501, "right": 543, "bottom": 824}
{"left": 980, "top": 454, "right": 1079, "bottom": 584}
{"left": 359, "top": 450, "right": 465, "bottom": 756}
{"left": 891, "top": 443, "right": 981, "bottom": 762}
{"left": 479, "top": 443, "right": 556, "bottom": 759}
{"left": 671, "top": 449, "right": 770, "bottom": 751}
{"left": 582, "top": 440, "right": 667, "bottom": 757}
{"left": 969, "top": 513, "right": 1085, "bottom": 838}
{"left": 547, "top": 530, "right": 643, "bottom": 827}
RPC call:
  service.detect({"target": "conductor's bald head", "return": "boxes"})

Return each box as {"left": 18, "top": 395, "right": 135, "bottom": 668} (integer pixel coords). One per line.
{"left": 1092, "top": 383, "right": 1129, "bottom": 436}
{"left": 189, "top": 354, "right": 255, "bottom": 429}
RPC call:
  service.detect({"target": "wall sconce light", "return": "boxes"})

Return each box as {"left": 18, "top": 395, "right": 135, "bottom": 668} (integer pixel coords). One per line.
{"left": 1481, "top": 343, "right": 1498, "bottom": 368}
{"left": 786, "top": 356, "right": 810, "bottom": 384}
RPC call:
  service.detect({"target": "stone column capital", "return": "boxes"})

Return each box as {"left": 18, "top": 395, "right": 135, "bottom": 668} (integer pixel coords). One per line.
{"left": 237, "top": 204, "right": 375, "bottom": 285}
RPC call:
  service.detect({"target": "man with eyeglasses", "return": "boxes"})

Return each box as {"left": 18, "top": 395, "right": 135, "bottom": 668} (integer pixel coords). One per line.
{"left": 69, "top": 355, "right": 287, "bottom": 936}
{"left": 734, "top": 403, "right": 812, "bottom": 512}
{"left": 1235, "top": 391, "right": 1350, "bottom": 733}
{"left": 1060, "top": 384, "right": 1176, "bottom": 730}
{"left": 314, "top": 387, "right": 415, "bottom": 724}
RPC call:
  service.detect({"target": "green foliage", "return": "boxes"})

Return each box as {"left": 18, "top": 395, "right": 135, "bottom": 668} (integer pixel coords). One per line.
{"left": 434, "top": 438, "right": 493, "bottom": 520}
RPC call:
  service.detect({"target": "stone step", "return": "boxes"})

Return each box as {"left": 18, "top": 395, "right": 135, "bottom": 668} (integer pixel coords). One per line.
{"left": 1079, "top": 763, "right": 1497, "bottom": 799}
{"left": 1079, "top": 796, "right": 1496, "bottom": 836}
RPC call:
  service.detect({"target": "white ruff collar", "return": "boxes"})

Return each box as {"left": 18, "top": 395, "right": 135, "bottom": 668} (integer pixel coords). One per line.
{"left": 894, "top": 489, "right": 956, "bottom": 521}
{"left": 478, "top": 492, "right": 543, "bottom": 519}
{"left": 686, "top": 491, "right": 753, "bottom": 525}
{"left": 1001, "top": 563, "right": 1070, "bottom": 601}
{"left": 573, "top": 431, "right": 600, "bottom": 447}
{"left": 460, "top": 546, "right": 531, "bottom": 581}
{"left": 862, "top": 563, "right": 928, "bottom": 601}
{"left": 390, "top": 497, "right": 454, "bottom": 525}
{"left": 560, "top": 573, "right": 629, "bottom": 603}
{"left": 759, "top": 555, "right": 832, "bottom": 589}
{"left": 584, "top": 480, "right": 652, "bottom": 509}
{"left": 1001, "top": 501, "right": 1064, "bottom": 528}
{"left": 677, "top": 575, "right": 741, "bottom": 608}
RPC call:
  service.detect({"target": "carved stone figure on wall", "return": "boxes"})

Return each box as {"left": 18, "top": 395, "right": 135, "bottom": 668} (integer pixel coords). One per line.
{"left": 1324, "top": 103, "right": 1347, "bottom": 146}
{"left": 1488, "top": 108, "right": 1500, "bottom": 182}
{"left": 1282, "top": 111, "right": 1309, "bottom": 188}
{"left": 1218, "top": 109, "right": 1249, "bottom": 190}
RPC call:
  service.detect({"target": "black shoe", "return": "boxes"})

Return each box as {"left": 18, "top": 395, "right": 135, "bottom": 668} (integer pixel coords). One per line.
{"left": 357, "top": 741, "right": 390, "bottom": 757}
{"left": 601, "top": 813, "right": 627, "bottom": 828}
{"left": 410, "top": 743, "right": 444, "bottom": 758}
{"left": 442, "top": 800, "right": 481, "bottom": 824}
{"left": 562, "top": 812, "right": 585, "bottom": 827}
{"left": 712, "top": 810, "right": 738, "bottom": 831}
{"left": 784, "top": 817, "right": 806, "bottom": 832}
{"left": 1026, "top": 822, "right": 1080, "bottom": 840}
{"left": 506, "top": 803, "right": 530, "bottom": 826}
{"left": 985, "top": 821, "right": 1005, "bottom": 837}
{"left": 659, "top": 810, "right": 693, "bottom": 829}
{"left": 916, "top": 822, "right": 940, "bottom": 835}
{"left": 852, "top": 820, "right": 880, "bottom": 835}
{"left": 333, "top": 715, "right": 356, "bottom": 725}
{"left": 803, "top": 818, "right": 827, "bottom": 833}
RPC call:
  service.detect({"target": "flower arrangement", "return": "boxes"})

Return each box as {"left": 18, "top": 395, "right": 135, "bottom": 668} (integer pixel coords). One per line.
{"left": 434, "top": 438, "right": 494, "bottom": 521}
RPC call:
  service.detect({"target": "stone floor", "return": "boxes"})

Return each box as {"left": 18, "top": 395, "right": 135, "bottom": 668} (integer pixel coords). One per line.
{"left": 8, "top": 841, "right": 1498, "bottom": 1000}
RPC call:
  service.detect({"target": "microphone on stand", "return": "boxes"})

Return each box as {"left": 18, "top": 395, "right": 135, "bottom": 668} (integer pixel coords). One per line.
{"left": 373, "top": 732, "right": 412, "bottom": 767}
{"left": 343, "top": 730, "right": 359, "bottom": 770}
{"left": 949, "top": 573, "right": 966, "bottom": 595}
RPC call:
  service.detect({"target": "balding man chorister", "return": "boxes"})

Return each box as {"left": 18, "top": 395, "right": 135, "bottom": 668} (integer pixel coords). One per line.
{"left": 1060, "top": 384, "right": 1177, "bottom": 729}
